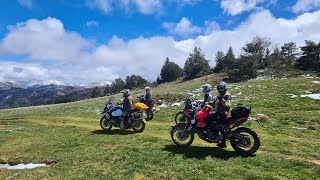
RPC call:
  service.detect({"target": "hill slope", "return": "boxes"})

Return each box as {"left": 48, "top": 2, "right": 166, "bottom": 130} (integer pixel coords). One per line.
{"left": 0, "top": 75, "right": 319, "bottom": 179}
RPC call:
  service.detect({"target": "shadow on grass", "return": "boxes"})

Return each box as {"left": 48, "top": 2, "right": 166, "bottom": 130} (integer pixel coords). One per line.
{"left": 92, "top": 129, "right": 137, "bottom": 135}
{"left": 163, "top": 145, "right": 255, "bottom": 160}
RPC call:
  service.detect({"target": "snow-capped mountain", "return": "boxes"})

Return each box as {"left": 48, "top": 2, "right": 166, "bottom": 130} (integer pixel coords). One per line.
{"left": 37, "top": 80, "right": 69, "bottom": 86}
{"left": 85, "top": 81, "right": 112, "bottom": 88}
{"left": 0, "top": 81, "right": 27, "bottom": 90}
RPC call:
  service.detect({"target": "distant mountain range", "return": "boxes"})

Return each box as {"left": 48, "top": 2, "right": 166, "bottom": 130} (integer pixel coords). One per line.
{"left": 0, "top": 81, "right": 108, "bottom": 109}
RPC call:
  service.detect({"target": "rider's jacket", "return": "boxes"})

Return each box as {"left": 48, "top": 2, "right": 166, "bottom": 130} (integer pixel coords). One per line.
{"left": 204, "top": 92, "right": 214, "bottom": 103}
{"left": 123, "top": 95, "right": 133, "bottom": 116}
{"left": 214, "top": 91, "right": 231, "bottom": 115}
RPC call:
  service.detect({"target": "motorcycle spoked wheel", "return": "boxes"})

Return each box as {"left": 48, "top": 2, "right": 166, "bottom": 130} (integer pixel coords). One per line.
{"left": 230, "top": 127, "right": 260, "bottom": 156}
{"left": 174, "top": 112, "right": 187, "bottom": 124}
{"left": 146, "top": 109, "right": 153, "bottom": 121}
{"left": 100, "top": 115, "right": 113, "bottom": 131}
{"left": 131, "top": 119, "right": 146, "bottom": 133}
{"left": 171, "top": 123, "right": 194, "bottom": 148}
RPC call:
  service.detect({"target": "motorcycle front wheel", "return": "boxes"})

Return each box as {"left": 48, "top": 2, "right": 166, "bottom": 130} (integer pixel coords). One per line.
{"left": 171, "top": 123, "right": 194, "bottom": 148}
{"left": 230, "top": 127, "right": 260, "bottom": 156}
{"left": 131, "top": 119, "right": 146, "bottom": 133}
{"left": 100, "top": 115, "right": 113, "bottom": 131}
{"left": 174, "top": 112, "right": 187, "bottom": 124}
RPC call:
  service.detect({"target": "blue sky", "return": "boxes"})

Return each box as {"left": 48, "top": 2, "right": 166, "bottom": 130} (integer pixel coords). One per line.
{"left": 0, "top": 0, "right": 320, "bottom": 85}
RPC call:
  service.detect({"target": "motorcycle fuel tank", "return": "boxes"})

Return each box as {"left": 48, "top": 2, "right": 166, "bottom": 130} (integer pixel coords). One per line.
{"left": 112, "top": 109, "right": 123, "bottom": 117}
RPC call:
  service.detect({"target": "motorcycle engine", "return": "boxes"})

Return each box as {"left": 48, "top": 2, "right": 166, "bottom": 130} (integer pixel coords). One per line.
{"left": 131, "top": 111, "right": 143, "bottom": 119}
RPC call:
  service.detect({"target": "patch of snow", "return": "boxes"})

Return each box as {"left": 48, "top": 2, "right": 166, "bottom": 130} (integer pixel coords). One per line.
{"left": 300, "top": 93, "right": 320, "bottom": 100}
{"left": 192, "top": 89, "right": 200, "bottom": 93}
{"left": 158, "top": 104, "right": 168, "bottom": 108}
{"left": 287, "top": 94, "right": 297, "bottom": 98}
{"left": 300, "top": 74, "right": 314, "bottom": 79}
{"left": 4, "top": 95, "right": 12, "bottom": 100}
{"left": 0, "top": 163, "right": 48, "bottom": 170}
{"left": 154, "top": 107, "right": 161, "bottom": 112}
{"left": 304, "top": 90, "right": 312, "bottom": 94}
{"left": 292, "top": 126, "right": 307, "bottom": 130}
{"left": 171, "top": 102, "right": 182, "bottom": 107}
{"left": 312, "top": 160, "right": 320, "bottom": 165}
{"left": 312, "top": 81, "right": 320, "bottom": 84}
{"left": 235, "top": 92, "right": 242, "bottom": 96}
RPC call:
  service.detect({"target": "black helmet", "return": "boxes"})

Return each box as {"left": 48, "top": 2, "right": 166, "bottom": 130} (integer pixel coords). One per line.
{"left": 217, "top": 81, "right": 228, "bottom": 95}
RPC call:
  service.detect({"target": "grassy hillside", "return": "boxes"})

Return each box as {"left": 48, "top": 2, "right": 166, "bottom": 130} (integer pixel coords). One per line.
{"left": 0, "top": 75, "right": 320, "bottom": 179}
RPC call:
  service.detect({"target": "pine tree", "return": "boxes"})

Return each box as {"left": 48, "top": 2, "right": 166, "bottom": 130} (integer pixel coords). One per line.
{"left": 159, "top": 57, "right": 182, "bottom": 83}
{"left": 296, "top": 40, "right": 320, "bottom": 71}
{"left": 243, "top": 36, "right": 271, "bottom": 69}
{"left": 183, "top": 47, "right": 211, "bottom": 80}
{"left": 213, "top": 51, "right": 225, "bottom": 73}
{"left": 281, "top": 42, "right": 299, "bottom": 65}
{"left": 91, "top": 86, "right": 102, "bottom": 98}
{"left": 103, "top": 85, "right": 112, "bottom": 95}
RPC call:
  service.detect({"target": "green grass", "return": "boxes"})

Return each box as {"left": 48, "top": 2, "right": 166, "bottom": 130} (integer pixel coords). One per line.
{"left": 1, "top": 76, "right": 320, "bottom": 179}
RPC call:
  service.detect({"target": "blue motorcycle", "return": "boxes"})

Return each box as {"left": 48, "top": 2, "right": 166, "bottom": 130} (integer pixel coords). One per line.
{"left": 100, "top": 96, "right": 146, "bottom": 133}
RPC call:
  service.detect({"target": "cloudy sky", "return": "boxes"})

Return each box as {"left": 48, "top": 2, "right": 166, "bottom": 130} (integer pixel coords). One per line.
{"left": 0, "top": 0, "right": 320, "bottom": 85}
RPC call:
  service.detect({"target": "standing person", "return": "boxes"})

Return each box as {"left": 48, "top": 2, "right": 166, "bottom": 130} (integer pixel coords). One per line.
{"left": 121, "top": 89, "right": 133, "bottom": 130}
{"left": 144, "top": 86, "right": 154, "bottom": 120}
{"left": 213, "top": 81, "right": 231, "bottom": 148}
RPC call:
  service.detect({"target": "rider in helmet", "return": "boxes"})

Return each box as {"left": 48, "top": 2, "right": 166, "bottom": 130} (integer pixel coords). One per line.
{"left": 145, "top": 86, "right": 153, "bottom": 107}
{"left": 213, "top": 81, "right": 231, "bottom": 148}
{"left": 121, "top": 89, "right": 133, "bottom": 130}
{"left": 201, "top": 84, "right": 214, "bottom": 107}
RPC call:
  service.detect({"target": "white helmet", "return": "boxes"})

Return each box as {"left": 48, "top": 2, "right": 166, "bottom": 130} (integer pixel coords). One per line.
{"left": 201, "top": 84, "right": 212, "bottom": 93}
{"left": 145, "top": 86, "right": 151, "bottom": 92}
{"left": 121, "top": 89, "right": 130, "bottom": 97}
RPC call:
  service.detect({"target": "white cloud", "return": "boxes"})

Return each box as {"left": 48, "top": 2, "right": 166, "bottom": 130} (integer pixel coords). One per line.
{"left": 1, "top": 10, "right": 320, "bottom": 84}
{"left": 85, "top": 0, "right": 201, "bottom": 15}
{"left": 85, "top": 0, "right": 162, "bottom": 15}
{"left": 85, "top": 20, "right": 99, "bottom": 27}
{"left": 131, "top": 0, "right": 162, "bottom": 15}
{"left": 163, "top": 17, "right": 202, "bottom": 38}
{"left": 18, "top": 0, "right": 33, "bottom": 9}
{"left": 204, "top": 20, "right": 220, "bottom": 35}
{"left": 0, "top": 17, "right": 90, "bottom": 62}
{"left": 221, "top": 0, "right": 267, "bottom": 16}
{"left": 0, "top": 61, "right": 48, "bottom": 84}
{"left": 86, "top": 0, "right": 113, "bottom": 14}
{"left": 292, "top": 0, "right": 320, "bottom": 13}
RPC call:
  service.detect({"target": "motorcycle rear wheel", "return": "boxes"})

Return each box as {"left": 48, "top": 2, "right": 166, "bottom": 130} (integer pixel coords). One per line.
{"left": 230, "top": 127, "right": 260, "bottom": 156}
{"left": 171, "top": 123, "right": 194, "bottom": 148}
{"left": 146, "top": 109, "right": 153, "bottom": 121}
{"left": 131, "top": 120, "right": 146, "bottom": 133}
{"left": 175, "top": 112, "right": 187, "bottom": 124}
{"left": 100, "top": 115, "right": 113, "bottom": 131}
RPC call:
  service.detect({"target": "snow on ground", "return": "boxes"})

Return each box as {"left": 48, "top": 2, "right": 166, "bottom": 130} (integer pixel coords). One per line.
{"left": 287, "top": 94, "right": 297, "bottom": 98}
{"left": 312, "top": 81, "right": 320, "bottom": 84}
{"left": 300, "top": 74, "right": 315, "bottom": 79}
{"left": 300, "top": 93, "right": 320, "bottom": 100}
{"left": 158, "top": 104, "right": 168, "bottom": 108}
{"left": 0, "top": 163, "right": 48, "bottom": 170}
{"left": 292, "top": 126, "right": 307, "bottom": 130}
{"left": 171, "top": 102, "right": 182, "bottom": 107}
